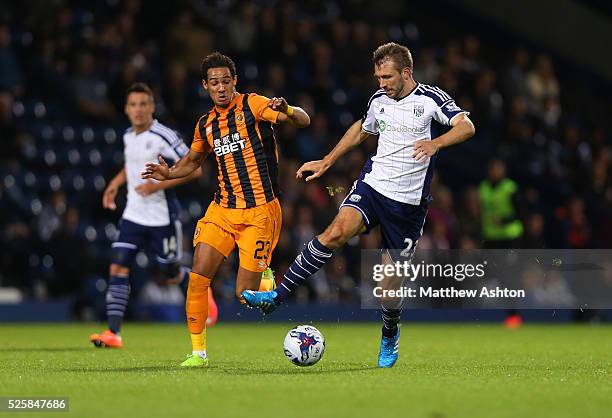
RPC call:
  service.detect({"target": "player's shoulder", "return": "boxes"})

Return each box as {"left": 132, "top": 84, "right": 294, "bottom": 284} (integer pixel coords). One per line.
{"left": 149, "top": 119, "right": 181, "bottom": 145}
{"left": 122, "top": 127, "right": 134, "bottom": 145}
{"left": 367, "top": 89, "right": 387, "bottom": 107}
{"left": 414, "top": 83, "right": 453, "bottom": 106}
{"left": 246, "top": 92, "right": 268, "bottom": 100}
{"left": 197, "top": 110, "right": 214, "bottom": 124}
{"left": 245, "top": 91, "right": 269, "bottom": 108}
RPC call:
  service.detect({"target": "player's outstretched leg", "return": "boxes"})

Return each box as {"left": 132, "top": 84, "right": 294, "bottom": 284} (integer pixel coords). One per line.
{"left": 90, "top": 271, "right": 130, "bottom": 348}
{"left": 378, "top": 308, "right": 401, "bottom": 367}
{"left": 242, "top": 237, "right": 333, "bottom": 314}
{"left": 240, "top": 268, "right": 276, "bottom": 313}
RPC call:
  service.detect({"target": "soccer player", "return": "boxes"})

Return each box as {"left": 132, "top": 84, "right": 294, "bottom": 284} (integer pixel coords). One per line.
{"left": 142, "top": 52, "right": 310, "bottom": 367}
{"left": 242, "top": 43, "right": 475, "bottom": 367}
{"left": 89, "top": 83, "right": 206, "bottom": 348}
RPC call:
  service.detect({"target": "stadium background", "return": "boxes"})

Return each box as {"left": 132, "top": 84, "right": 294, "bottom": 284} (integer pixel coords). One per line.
{"left": 1, "top": 0, "right": 611, "bottom": 322}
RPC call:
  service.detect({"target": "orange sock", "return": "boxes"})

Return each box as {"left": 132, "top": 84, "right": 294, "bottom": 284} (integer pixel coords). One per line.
{"left": 186, "top": 272, "right": 211, "bottom": 351}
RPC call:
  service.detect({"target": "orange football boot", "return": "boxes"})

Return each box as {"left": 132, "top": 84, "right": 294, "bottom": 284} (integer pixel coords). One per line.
{"left": 206, "top": 288, "right": 219, "bottom": 327}
{"left": 89, "top": 330, "right": 123, "bottom": 348}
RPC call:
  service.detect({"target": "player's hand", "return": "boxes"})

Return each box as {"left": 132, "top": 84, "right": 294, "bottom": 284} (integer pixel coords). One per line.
{"left": 268, "top": 97, "right": 289, "bottom": 114}
{"left": 142, "top": 156, "right": 170, "bottom": 181}
{"left": 102, "top": 185, "right": 118, "bottom": 210}
{"left": 413, "top": 140, "right": 440, "bottom": 162}
{"left": 135, "top": 181, "right": 160, "bottom": 197}
{"left": 296, "top": 160, "right": 330, "bottom": 182}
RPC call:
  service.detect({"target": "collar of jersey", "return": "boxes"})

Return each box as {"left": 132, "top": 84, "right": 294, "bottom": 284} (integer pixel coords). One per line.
{"left": 132, "top": 119, "right": 156, "bottom": 136}
{"left": 391, "top": 81, "right": 420, "bottom": 102}
{"left": 214, "top": 93, "right": 242, "bottom": 113}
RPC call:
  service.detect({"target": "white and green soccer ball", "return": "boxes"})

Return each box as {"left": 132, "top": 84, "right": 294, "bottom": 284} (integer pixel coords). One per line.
{"left": 283, "top": 325, "right": 325, "bottom": 366}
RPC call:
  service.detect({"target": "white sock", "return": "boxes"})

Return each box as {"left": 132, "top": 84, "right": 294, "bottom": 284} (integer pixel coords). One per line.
{"left": 192, "top": 350, "right": 207, "bottom": 359}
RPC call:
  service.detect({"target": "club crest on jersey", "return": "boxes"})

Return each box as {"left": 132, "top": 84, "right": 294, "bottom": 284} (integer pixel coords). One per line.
{"left": 349, "top": 194, "right": 361, "bottom": 202}
{"left": 236, "top": 113, "right": 244, "bottom": 123}
{"left": 214, "top": 132, "right": 246, "bottom": 156}
{"left": 414, "top": 104, "right": 424, "bottom": 117}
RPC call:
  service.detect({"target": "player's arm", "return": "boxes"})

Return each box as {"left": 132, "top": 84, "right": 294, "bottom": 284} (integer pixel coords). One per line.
{"left": 141, "top": 150, "right": 207, "bottom": 181}
{"left": 135, "top": 166, "right": 203, "bottom": 196}
{"left": 297, "top": 119, "right": 373, "bottom": 182}
{"left": 102, "top": 167, "right": 126, "bottom": 210}
{"left": 157, "top": 166, "right": 203, "bottom": 188}
{"left": 413, "top": 114, "right": 475, "bottom": 162}
{"left": 268, "top": 97, "right": 310, "bottom": 128}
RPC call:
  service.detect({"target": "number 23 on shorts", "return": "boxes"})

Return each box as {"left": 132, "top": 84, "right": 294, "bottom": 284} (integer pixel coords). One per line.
{"left": 253, "top": 240, "right": 271, "bottom": 260}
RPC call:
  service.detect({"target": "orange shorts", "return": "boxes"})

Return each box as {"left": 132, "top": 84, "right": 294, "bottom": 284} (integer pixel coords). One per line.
{"left": 193, "top": 198, "right": 282, "bottom": 272}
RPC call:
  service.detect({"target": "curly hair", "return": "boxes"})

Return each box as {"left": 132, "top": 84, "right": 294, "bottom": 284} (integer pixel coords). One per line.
{"left": 201, "top": 52, "right": 237, "bottom": 80}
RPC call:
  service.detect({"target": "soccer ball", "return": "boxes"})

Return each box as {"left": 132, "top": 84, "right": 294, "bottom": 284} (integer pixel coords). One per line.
{"left": 283, "top": 325, "right": 325, "bottom": 366}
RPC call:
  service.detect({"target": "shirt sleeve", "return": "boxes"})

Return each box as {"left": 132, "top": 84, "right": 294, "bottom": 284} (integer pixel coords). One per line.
{"left": 247, "top": 94, "right": 281, "bottom": 123}
{"left": 190, "top": 117, "right": 212, "bottom": 154}
{"left": 361, "top": 91, "right": 381, "bottom": 135}
{"left": 432, "top": 90, "right": 469, "bottom": 126}
{"left": 158, "top": 131, "right": 189, "bottom": 165}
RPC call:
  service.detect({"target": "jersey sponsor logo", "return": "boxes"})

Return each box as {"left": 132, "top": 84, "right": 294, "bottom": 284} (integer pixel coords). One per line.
{"left": 349, "top": 194, "right": 362, "bottom": 202}
{"left": 213, "top": 132, "right": 247, "bottom": 156}
{"left": 414, "top": 104, "right": 424, "bottom": 117}
{"left": 376, "top": 118, "right": 427, "bottom": 134}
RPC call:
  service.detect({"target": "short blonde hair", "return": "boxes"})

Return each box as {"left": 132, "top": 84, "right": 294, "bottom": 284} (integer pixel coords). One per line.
{"left": 372, "top": 42, "right": 413, "bottom": 71}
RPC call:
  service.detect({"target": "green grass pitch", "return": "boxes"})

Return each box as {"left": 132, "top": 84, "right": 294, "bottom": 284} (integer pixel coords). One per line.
{"left": 1, "top": 323, "right": 611, "bottom": 418}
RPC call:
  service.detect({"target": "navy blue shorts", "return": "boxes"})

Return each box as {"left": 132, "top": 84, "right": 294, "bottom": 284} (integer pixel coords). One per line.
{"left": 340, "top": 178, "right": 428, "bottom": 259}
{"left": 111, "top": 219, "right": 182, "bottom": 278}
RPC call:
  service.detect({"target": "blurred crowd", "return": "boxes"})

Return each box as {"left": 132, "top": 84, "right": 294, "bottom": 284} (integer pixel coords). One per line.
{"left": 1, "top": 0, "right": 611, "bottom": 315}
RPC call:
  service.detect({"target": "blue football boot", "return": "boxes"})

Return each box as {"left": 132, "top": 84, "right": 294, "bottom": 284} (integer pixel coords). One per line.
{"left": 241, "top": 290, "right": 279, "bottom": 315}
{"left": 378, "top": 328, "right": 400, "bottom": 368}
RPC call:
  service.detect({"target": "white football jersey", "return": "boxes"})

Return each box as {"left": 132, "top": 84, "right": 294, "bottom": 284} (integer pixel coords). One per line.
{"left": 361, "top": 83, "right": 468, "bottom": 205}
{"left": 121, "top": 119, "right": 189, "bottom": 226}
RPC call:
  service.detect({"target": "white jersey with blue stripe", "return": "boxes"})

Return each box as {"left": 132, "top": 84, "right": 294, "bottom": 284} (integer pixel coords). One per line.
{"left": 360, "top": 83, "right": 468, "bottom": 205}
{"left": 121, "top": 119, "right": 189, "bottom": 226}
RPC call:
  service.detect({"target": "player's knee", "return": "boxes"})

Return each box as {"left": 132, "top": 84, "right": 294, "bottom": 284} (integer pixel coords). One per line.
{"left": 111, "top": 246, "right": 136, "bottom": 271}
{"left": 320, "top": 224, "right": 349, "bottom": 248}
{"left": 191, "top": 252, "right": 220, "bottom": 279}
{"left": 109, "top": 264, "right": 129, "bottom": 277}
